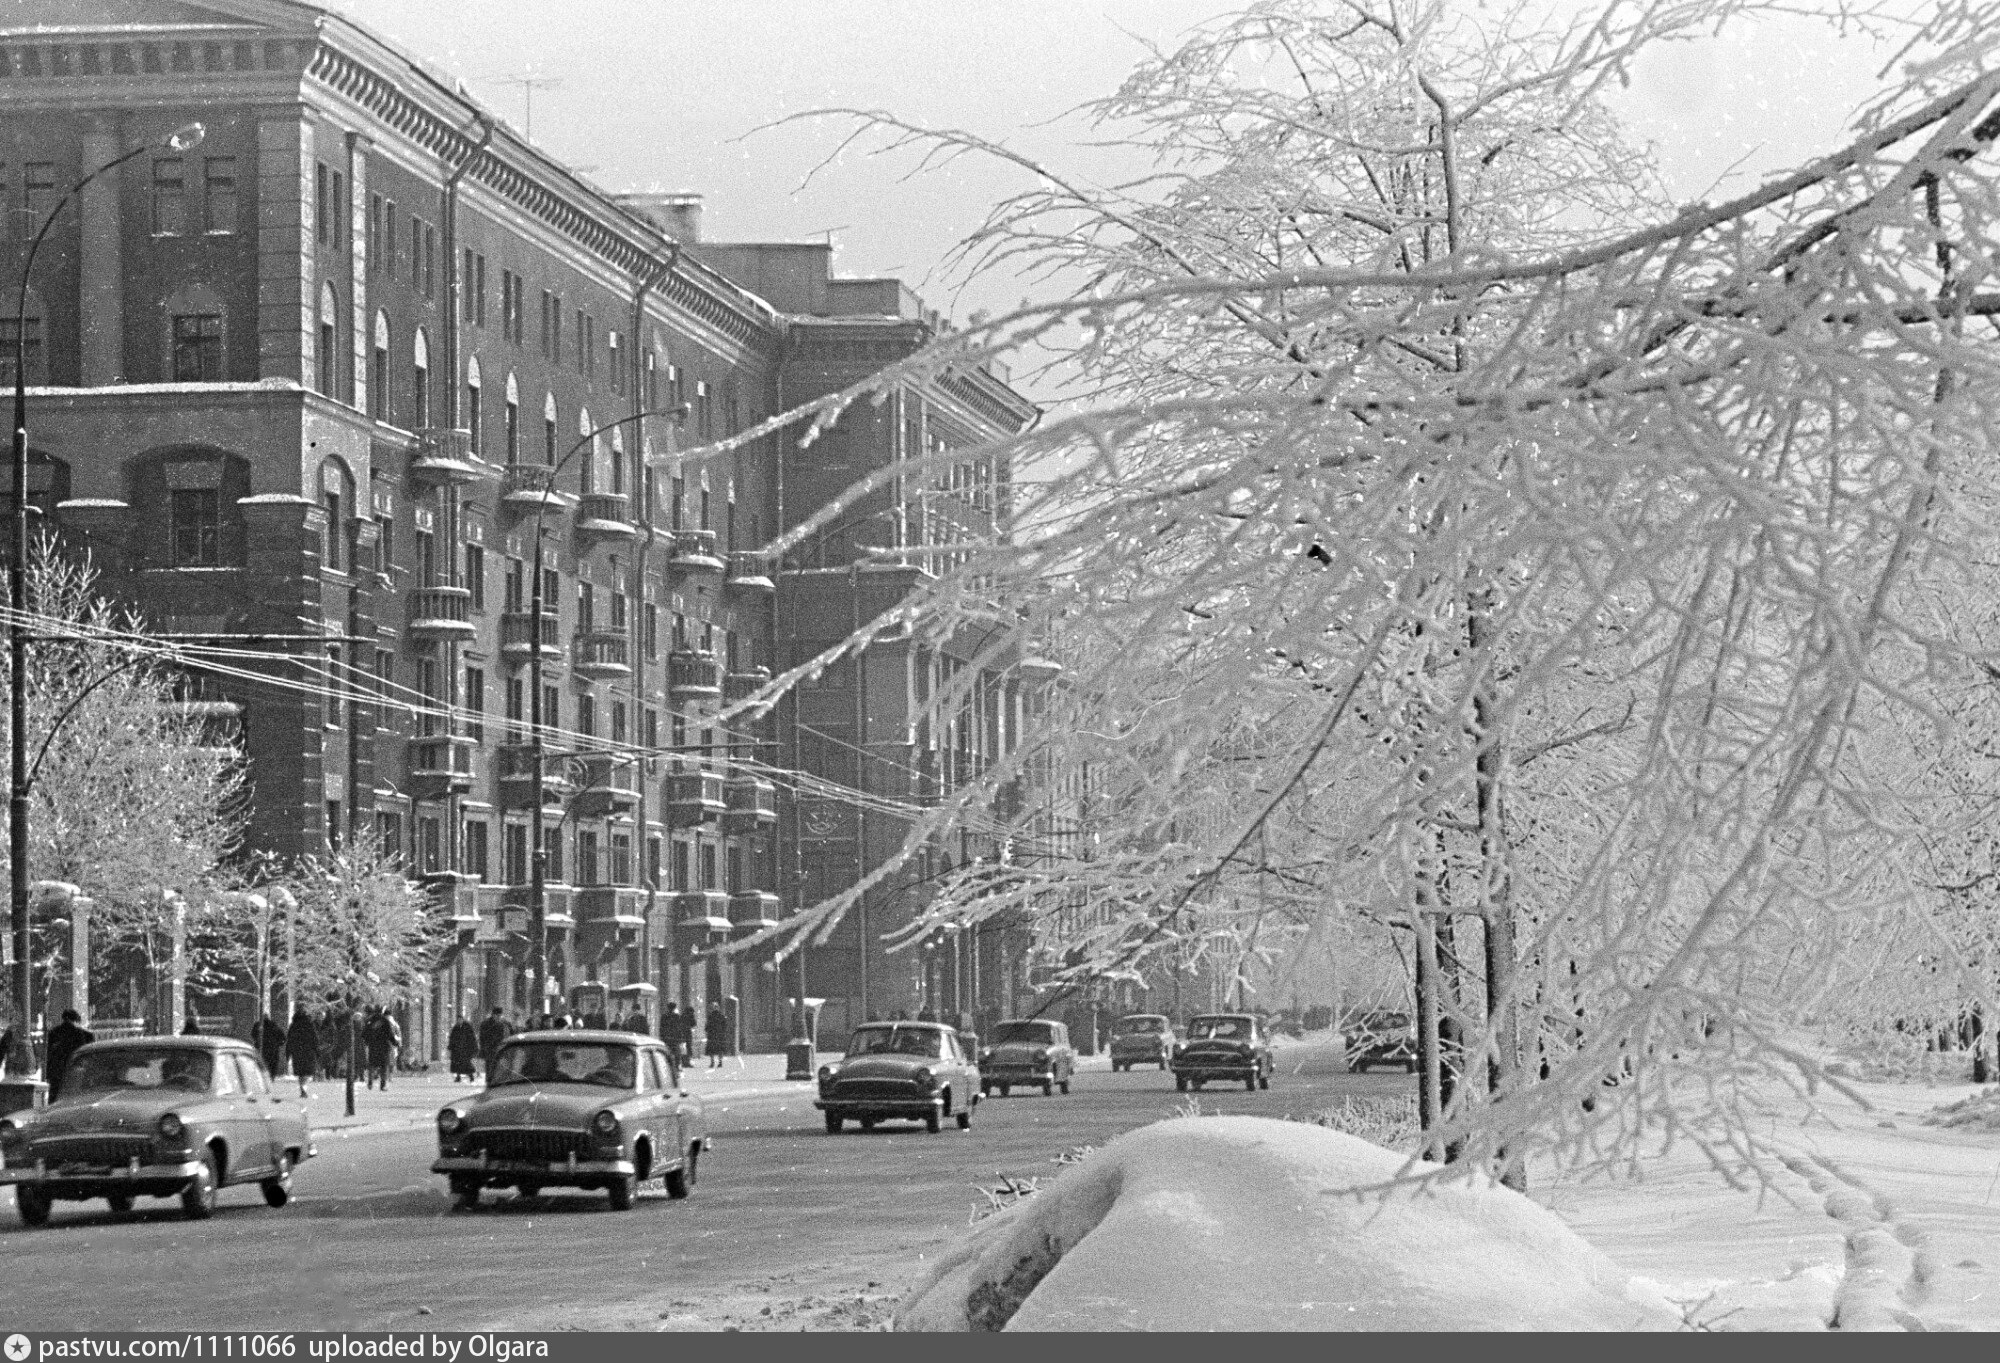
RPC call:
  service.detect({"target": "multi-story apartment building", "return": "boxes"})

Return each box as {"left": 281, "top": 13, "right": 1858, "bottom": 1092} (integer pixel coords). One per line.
{"left": 0, "top": 0, "right": 1037, "bottom": 1054}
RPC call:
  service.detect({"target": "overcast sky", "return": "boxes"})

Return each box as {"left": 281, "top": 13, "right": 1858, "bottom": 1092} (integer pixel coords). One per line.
{"left": 318, "top": 1, "right": 1923, "bottom": 329}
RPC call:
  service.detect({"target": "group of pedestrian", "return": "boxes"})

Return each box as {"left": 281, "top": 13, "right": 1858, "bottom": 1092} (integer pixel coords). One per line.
{"left": 656, "top": 1000, "right": 732, "bottom": 1070}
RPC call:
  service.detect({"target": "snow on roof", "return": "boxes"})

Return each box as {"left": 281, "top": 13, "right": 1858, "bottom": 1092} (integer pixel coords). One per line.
{"left": 896, "top": 1115, "right": 1675, "bottom": 1332}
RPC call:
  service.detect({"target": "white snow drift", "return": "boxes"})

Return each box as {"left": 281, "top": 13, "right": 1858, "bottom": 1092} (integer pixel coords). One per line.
{"left": 896, "top": 1116, "right": 1676, "bottom": 1331}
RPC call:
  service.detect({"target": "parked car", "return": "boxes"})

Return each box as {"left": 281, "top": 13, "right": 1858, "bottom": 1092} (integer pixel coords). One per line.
{"left": 978, "top": 1018, "right": 1077, "bottom": 1097}
{"left": 1171, "top": 1013, "right": 1274, "bottom": 1092}
{"left": 815, "top": 1021, "right": 980, "bottom": 1133}
{"left": 1344, "top": 1012, "right": 1417, "bottom": 1073}
{"left": 1108, "top": 1014, "right": 1177, "bottom": 1072}
{"left": 432, "top": 1030, "right": 706, "bottom": 1210}
{"left": 0, "top": 1036, "right": 315, "bottom": 1227}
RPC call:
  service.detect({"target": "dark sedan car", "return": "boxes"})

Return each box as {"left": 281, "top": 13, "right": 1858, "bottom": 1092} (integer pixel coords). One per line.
{"left": 1108, "top": 1013, "right": 1176, "bottom": 1072}
{"left": 815, "top": 1022, "right": 979, "bottom": 1133}
{"left": 1344, "top": 1012, "right": 1418, "bottom": 1073}
{"left": 0, "top": 1037, "right": 315, "bottom": 1226}
{"left": 977, "top": 1019, "right": 1076, "bottom": 1097}
{"left": 433, "top": 1031, "right": 706, "bottom": 1210}
{"left": 1171, "top": 1013, "right": 1274, "bottom": 1092}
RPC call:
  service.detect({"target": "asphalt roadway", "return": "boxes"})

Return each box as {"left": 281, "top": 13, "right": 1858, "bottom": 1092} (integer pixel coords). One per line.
{"left": 0, "top": 1039, "right": 1411, "bottom": 1331}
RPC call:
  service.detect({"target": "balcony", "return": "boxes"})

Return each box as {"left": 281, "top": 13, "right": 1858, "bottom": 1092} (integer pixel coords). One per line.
{"left": 574, "top": 886, "right": 646, "bottom": 940}
{"left": 422, "top": 872, "right": 487, "bottom": 938}
{"left": 729, "top": 891, "right": 781, "bottom": 932}
{"left": 663, "top": 764, "right": 726, "bottom": 822}
{"left": 497, "top": 741, "right": 575, "bottom": 807}
{"left": 724, "top": 552, "right": 775, "bottom": 594}
{"left": 573, "top": 630, "right": 631, "bottom": 680}
{"left": 501, "top": 884, "right": 574, "bottom": 937}
{"left": 575, "top": 491, "right": 636, "bottom": 540}
{"left": 407, "top": 584, "right": 476, "bottom": 641}
{"left": 671, "top": 889, "right": 731, "bottom": 933}
{"left": 668, "top": 528, "right": 725, "bottom": 573}
{"left": 408, "top": 735, "right": 477, "bottom": 791}
{"left": 409, "top": 428, "right": 491, "bottom": 486}
{"left": 668, "top": 649, "right": 721, "bottom": 699}
{"left": 722, "top": 775, "right": 777, "bottom": 835}
{"left": 723, "top": 667, "right": 771, "bottom": 705}
{"left": 500, "top": 610, "right": 562, "bottom": 661}
{"left": 499, "top": 464, "right": 571, "bottom": 514}
{"left": 572, "top": 752, "right": 640, "bottom": 815}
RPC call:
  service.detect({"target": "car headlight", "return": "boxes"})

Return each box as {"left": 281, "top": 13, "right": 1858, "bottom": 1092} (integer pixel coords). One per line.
{"left": 912, "top": 1067, "right": 933, "bottom": 1087}
{"left": 157, "top": 1113, "right": 185, "bottom": 1141}
{"left": 817, "top": 1064, "right": 837, "bottom": 1083}
{"left": 436, "top": 1108, "right": 466, "bottom": 1135}
{"left": 1032, "top": 1048, "right": 1049, "bottom": 1062}
{"left": 592, "top": 1110, "right": 620, "bottom": 1137}
{"left": 978, "top": 1049, "right": 993, "bottom": 1063}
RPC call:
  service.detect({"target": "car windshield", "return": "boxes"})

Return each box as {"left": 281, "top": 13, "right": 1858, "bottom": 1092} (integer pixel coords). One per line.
{"left": 1115, "top": 1017, "right": 1166, "bottom": 1035}
{"left": 1187, "top": 1017, "right": 1251, "bottom": 1040}
{"left": 1358, "top": 1014, "right": 1411, "bottom": 1035}
{"left": 845, "top": 1026, "right": 943, "bottom": 1058}
{"left": 488, "top": 1042, "right": 637, "bottom": 1089}
{"left": 63, "top": 1049, "right": 214, "bottom": 1096}
{"left": 990, "top": 1022, "right": 1057, "bottom": 1045}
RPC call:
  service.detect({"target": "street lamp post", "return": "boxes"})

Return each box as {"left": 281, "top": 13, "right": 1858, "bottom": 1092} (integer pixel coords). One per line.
{"left": 524, "top": 408, "right": 684, "bottom": 1026}
{"left": 7, "top": 122, "right": 204, "bottom": 1075}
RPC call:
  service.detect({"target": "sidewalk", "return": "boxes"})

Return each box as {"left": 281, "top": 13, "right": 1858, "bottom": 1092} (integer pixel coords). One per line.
{"left": 297, "top": 1052, "right": 816, "bottom": 1137}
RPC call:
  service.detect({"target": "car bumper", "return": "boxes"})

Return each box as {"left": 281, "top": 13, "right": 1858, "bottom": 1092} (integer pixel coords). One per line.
{"left": 0, "top": 1158, "right": 204, "bottom": 1186}
{"left": 432, "top": 1153, "right": 635, "bottom": 1178}
{"left": 978, "top": 1067, "right": 1056, "bottom": 1083}
{"left": 1172, "top": 1059, "right": 1259, "bottom": 1076}
{"left": 1110, "top": 1048, "right": 1168, "bottom": 1062}
{"left": 813, "top": 1096, "right": 940, "bottom": 1116}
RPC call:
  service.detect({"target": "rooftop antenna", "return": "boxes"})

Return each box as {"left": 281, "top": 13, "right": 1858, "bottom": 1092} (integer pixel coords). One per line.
{"left": 481, "top": 72, "right": 562, "bottom": 140}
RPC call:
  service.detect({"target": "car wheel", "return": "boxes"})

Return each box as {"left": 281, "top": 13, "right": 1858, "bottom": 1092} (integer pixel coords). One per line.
{"left": 1175, "top": 1074, "right": 1187, "bottom": 1092}
{"left": 1059, "top": 1078, "right": 1071, "bottom": 1095}
{"left": 858, "top": 1117, "right": 877, "bottom": 1131}
{"left": 998, "top": 1084, "right": 1010, "bottom": 1098}
{"left": 181, "top": 1149, "right": 220, "bottom": 1221}
{"left": 956, "top": 1104, "right": 972, "bottom": 1130}
{"left": 16, "top": 1186, "right": 51, "bottom": 1228}
{"left": 606, "top": 1171, "right": 636, "bottom": 1211}
{"left": 261, "top": 1153, "right": 294, "bottom": 1209}
{"left": 1158, "top": 1059, "right": 1168, "bottom": 1071}
{"left": 449, "top": 1175, "right": 482, "bottom": 1210}
{"left": 515, "top": 1183, "right": 543, "bottom": 1202}
{"left": 106, "top": 1193, "right": 133, "bottom": 1217}
{"left": 1258, "top": 1072, "right": 1271, "bottom": 1091}
{"left": 824, "top": 1112, "right": 843, "bottom": 1134}
{"left": 665, "top": 1145, "right": 697, "bottom": 1200}
{"left": 924, "top": 1107, "right": 941, "bottom": 1134}
{"left": 1246, "top": 1074, "right": 1259, "bottom": 1092}
{"left": 1405, "top": 1058, "right": 1417, "bottom": 1074}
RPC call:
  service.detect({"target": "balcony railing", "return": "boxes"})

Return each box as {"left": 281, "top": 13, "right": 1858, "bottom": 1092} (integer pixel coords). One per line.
{"left": 575, "top": 491, "right": 636, "bottom": 539}
{"left": 573, "top": 631, "right": 631, "bottom": 679}
{"left": 671, "top": 889, "right": 731, "bottom": 931}
{"left": 724, "top": 552, "right": 775, "bottom": 593}
{"left": 663, "top": 765, "right": 726, "bottom": 821}
{"left": 500, "top": 610, "right": 561, "bottom": 660}
{"left": 410, "top": 428, "right": 491, "bottom": 485}
{"left": 496, "top": 741, "right": 574, "bottom": 806}
{"left": 407, "top": 584, "right": 475, "bottom": 640}
{"left": 573, "top": 753, "right": 640, "bottom": 814}
{"left": 668, "top": 528, "right": 725, "bottom": 572}
{"left": 668, "top": 649, "right": 721, "bottom": 698}
{"left": 408, "top": 736, "right": 476, "bottom": 789}
{"left": 500, "top": 464, "right": 570, "bottom": 512}
{"left": 729, "top": 891, "right": 781, "bottom": 931}
{"left": 722, "top": 775, "right": 777, "bottom": 835}
{"left": 574, "top": 885, "right": 646, "bottom": 936}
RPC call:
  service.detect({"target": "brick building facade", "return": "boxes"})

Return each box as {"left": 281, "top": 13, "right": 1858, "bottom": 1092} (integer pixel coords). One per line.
{"left": 0, "top": 0, "right": 1038, "bottom": 1054}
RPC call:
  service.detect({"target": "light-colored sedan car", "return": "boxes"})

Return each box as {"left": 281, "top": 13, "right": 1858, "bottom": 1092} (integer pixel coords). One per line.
{"left": 815, "top": 1022, "right": 980, "bottom": 1133}
{"left": 978, "top": 1018, "right": 1077, "bottom": 1097}
{"left": 1109, "top": 1014, "right": 1177, "bottom": 1072}
{"left": 433, "top": 1031, "right": 706, "bottom": 1210}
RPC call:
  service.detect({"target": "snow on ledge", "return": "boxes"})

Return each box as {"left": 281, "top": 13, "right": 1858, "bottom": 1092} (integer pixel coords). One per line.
{"left": 896, "top": 1116, "right": 1676, "bottom": 1332}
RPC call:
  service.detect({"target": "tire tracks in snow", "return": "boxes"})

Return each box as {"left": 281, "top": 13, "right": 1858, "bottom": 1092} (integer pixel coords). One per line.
{"left": 1775, "top": 1150, "right": 1937, "bottom": 1331}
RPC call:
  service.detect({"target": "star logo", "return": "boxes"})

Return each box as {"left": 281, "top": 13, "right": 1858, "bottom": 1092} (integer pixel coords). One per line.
{"left": 5, "top": 1333, "right": 31, "bottom": 1362}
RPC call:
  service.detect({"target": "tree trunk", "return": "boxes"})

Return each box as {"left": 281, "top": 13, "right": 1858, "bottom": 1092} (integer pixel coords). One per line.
{"left": 1413, "top": 910, "right": 1444, "bottom": 1160}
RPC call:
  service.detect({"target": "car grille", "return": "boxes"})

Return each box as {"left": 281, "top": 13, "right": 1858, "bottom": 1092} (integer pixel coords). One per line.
{"left": 829, "top": 1080, "right": 917, "bottom": 1100}
{"left": 31, "top": 1136, "right": 155, "bottom": 1168}
{"left": 468, "top": 1129, "right": 588, "bottom": 1162}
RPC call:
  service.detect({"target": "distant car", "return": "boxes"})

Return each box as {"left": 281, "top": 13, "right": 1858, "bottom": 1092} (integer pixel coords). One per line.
{"left": 0, "top": 1036, "right": 315, "bottom": 1227}
{"left": 1108, "top": 1014, "right": 1176, "bottom": 1072}
{"left": 1344, "top": 1012, "right": 1417, "bottom": 1073}
{"left": 978, "top": 1018, "right": 1076, "bottom": 1097}
{"left": 432, "top": 1031, "right": 706, "bottom": 1210}
{"left": 815, "top": 1021, "right": 980, "bottom": 1133}
{"left": 1172, "top": 1013, "right": 1273, "bottom": 1092}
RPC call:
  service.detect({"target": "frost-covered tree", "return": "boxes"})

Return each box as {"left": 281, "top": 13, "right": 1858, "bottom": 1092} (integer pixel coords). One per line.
{"left": 741, "top": 0, "right": 2000, "bottom": 1181}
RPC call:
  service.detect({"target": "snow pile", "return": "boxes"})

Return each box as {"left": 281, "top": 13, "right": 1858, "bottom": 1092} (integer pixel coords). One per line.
{"left": 1921, "top": 1086, "right": 2000, "bottom": 1132}
{"left": 896, "top": 1116, "right": 1675, "bottom": 1332}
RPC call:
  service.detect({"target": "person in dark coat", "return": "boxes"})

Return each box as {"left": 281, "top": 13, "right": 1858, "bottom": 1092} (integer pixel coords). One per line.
{"left": 704, "top": 1001, "right": 730, "bottom": 1069}
{"left": 582, "top": 1007, "right": 607, "bottom": 1030}
{"left": 181, "top": 1015, "right": 201, "bottom": 1035}
{"left": 44, "top": 1009, "right": 93, "bottom": 1098}
{"left": 476, "top": 1007, "right": 512, "bottom": 1077}
{"left": 362, "top": 1008, "right": 398, "bottom": 1090}
{"left": 621, "top": 1007, "right": 649, "bottom": 1034}
{"left": 661, "top": 1002, "right": 693, "bottom": 1067}
{"left": 285, "top": 1007, "right": 319, "bottom": 1097}
{"left": 251, "top": 1013, "right": 287, "bottom": 1080}
{"left": 447, "top": 1013, "right": 479, "bottom": 1082}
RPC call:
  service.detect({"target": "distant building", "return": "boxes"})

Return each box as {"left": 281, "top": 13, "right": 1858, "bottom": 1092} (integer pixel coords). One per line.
{"left": 0, "top": 0, "right": 1037, "bottom": 1051}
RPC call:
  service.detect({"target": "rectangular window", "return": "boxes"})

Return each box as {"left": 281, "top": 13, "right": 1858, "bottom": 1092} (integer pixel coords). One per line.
{"left": 543, "top": 826, "right": 563, "bottom": 884}
{"left": 465, "top": 544, "right": 485, "bottom": 609}
{"left": 463, "top": 248, "right": 475, "bottom": 325}
{"left": 374, "top": 514, "right": 393, "bottom": 574}
{"left": 551, "top": 295, "right": 562, "bottom": 364}
{"left": 578, "top": 694, "right": 595, "bottom": 738}
{"left": 645, "top": 350, "right": 657, "bottom": 408}
{"left": 331, "top": 170, "right": 345, "bottom": 249}
{"left": 418, "top": 816, "right": 441, "bottom": 875}
{"left": 504, "top": 824, "right": 528, "bottom": 884}
{"left": 542, "top": 684, "right": 560, "bottom": 735}
{"left": 699, "top": 842, "right": 717, "bottom": 890}
{"left": 506, "top": 676, "right": 524, "bottom": 729}
{"left": 203, "top": 157, "right": 236, "bottom": 234}
{"left": 414, "top": 528, "right": 434, "bottom": 586}
{"left": 671, "top": 841, "right": 690, "bottom": 891}
{"left": 323, "top": 490, "right": 343, "bottom": 571}
{"left": 464, "top": 820, "right": 490, "bottom": 880}
{"left": 325, "top": 646, "right": 343, "bottom": 728}
{"left": 423, "top": 222, "right": 436, "bottom": 298}
{"left": 465, "top": 666, "right": 485, "bottom": 743}
{"left": 475, "top": 254, "right": 487, "bottom": 327}
{"left": 611, "top": 833, "right": 632, "bottom": 886}
{"left": 643, "top": 603, "right": 658, "bottom": 659}
{"left": 539, "top": 290, "right": 552, "bottom": 358}
{"left": 577, "top": 581, "right": 594, "bottom": 634}
{"left": 376, "top": 811, "right": 402, "bottom": 863}
{"left": 608, "top": 331, "right": 622, "bottom": 395}
{"left": 0, "top": 317, "right": 41, "bottom": 386}
{"left": 578, "top": 310, "right": 592, "bottom": 376}
{"left": 610, "top": 590, "right": 627, "bottom": 632}
{"left": 375, "top": 648, "right": 394, "bottom": 726}
{"left": 153, "top": 157, "right": 187, "bottom": 236}
{"left": 170, "top": 314, "right": 223, "bottom": 382}
{"left": 504, "top": 557, "right": 524, "bottom": 612}
{"left": 369, "top": 192, "right": 381, "bottom": 268}
{"left": 169, "top": 488, "right": 220, "bottom": 566}
{"left": 23, "top": 162, "right": 54, "bottom": 233}
{"left": 326, "top": 800, "right": 343, "bottom": 851}
{"left": 611, "top": 700, "right": 627, "bottom": 745}
{"left": 647, "top": 835, "right": 662, "bottom": 889}
{"left": 643, "top": 708, "right": 658, "bottom": 751}
{"left": 313, "top": 161, "right": 327, "bottom": 244}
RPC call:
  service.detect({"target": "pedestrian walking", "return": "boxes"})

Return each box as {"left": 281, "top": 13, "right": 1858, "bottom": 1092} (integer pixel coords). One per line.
{"left": 362, "top": 1008, "right": 397, "bottom": 1090}
{"left": 251, "top": 1012, "right": 287, "bottom": 1080}
{"left": 44, "top": 1009, "right": 93, "bottom": 1098}
{"left": 447, "top": 1012, "right": 478, "bottom": 1083}
{"left": 705, "top": 1001, "right": 730, "bottom": 1070}
{"left": 285, "top": 1007, "right": 320, "bottom": 1097}
{"left": 477, "top": 1007, "right": 512, "bottom": 1077}
{"left": 181, "top": 1015, "right": 202, "bottom": 1035}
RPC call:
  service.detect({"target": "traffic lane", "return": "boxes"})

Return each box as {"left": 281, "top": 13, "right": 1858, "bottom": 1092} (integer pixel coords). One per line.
{"left": 0, "top": 1059, "right": 1411, "bottom": 1331}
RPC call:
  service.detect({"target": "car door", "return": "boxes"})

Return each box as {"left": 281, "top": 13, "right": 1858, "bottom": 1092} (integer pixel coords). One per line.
{"left": 207, "top": 1051, "right": 263, "bottom": 1182}
{"left": 232, "top": 1054, "right": 282, "bottom": 1173}
{"left": 647, "top": 1050, "right": 684, "bottom": 1167}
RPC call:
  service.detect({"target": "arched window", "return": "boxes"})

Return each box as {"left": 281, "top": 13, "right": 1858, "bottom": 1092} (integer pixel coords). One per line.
{"left": 371, "top": 311, "right": 391, "bottom": 422}
{"left": 319, "top": 457, "right": 355, "bottom": 573}
{"left": 316, "top": 282, "right": 340, "bottom": 398}
{"left": 577, "top": 407, "right": 594, "bottom": 493}
{"left": 413, "top": 328, "right": 431, "bottom": 429}
{"left": 542, "top": 392, "right": 557, "bottom": 466}
{"left": 504, "top": 372, "right": 520, "bottom": 464}
{"left": 164, "top": 283, "right": 226, "bottom": 384}
{"left": 465, "top": 355, "right": 483, "bottom": 456}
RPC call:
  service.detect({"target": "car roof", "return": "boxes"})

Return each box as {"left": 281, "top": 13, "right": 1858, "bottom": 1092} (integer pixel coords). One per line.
{"left": 1189, "top": 1013, "right": 1256, "bottom": 1022}
{"left": 74, "top": 1036, "right": 253, "bottom": 1053}
{"left": 503, "top": 1029, "right": 663, "bottom": 1045}
{"left": 1117, "top": 1013, "right": 1169, "bottom": 1021}
{"left": 851, "top": 1020, "right": 954, "bottom": 1031}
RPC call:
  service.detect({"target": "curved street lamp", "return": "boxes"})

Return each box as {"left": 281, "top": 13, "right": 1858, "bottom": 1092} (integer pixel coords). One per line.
{"left": 7, "top": 123, "right": 204, "bottom": 1076}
